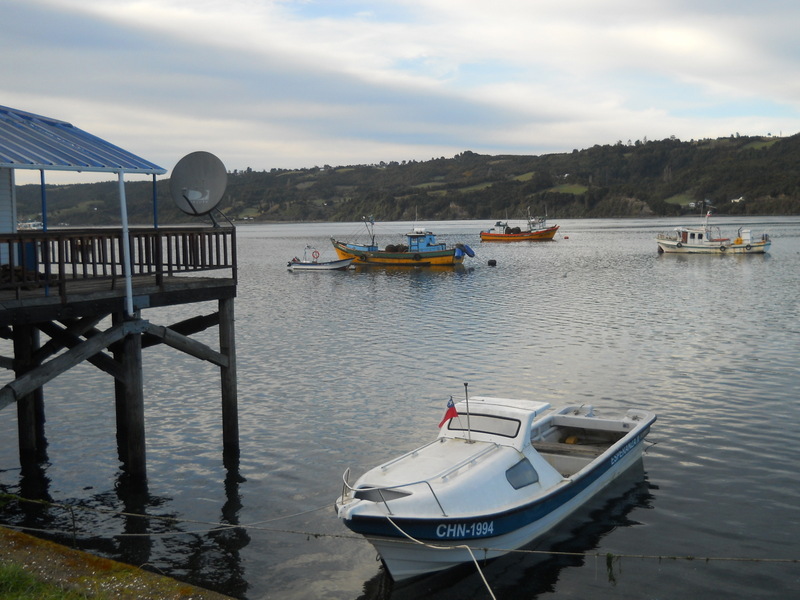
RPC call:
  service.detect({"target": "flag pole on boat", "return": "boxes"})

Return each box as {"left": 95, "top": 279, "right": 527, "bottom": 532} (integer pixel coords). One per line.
{"left": 464, "top": 382, "right": 472, "bottom": 443}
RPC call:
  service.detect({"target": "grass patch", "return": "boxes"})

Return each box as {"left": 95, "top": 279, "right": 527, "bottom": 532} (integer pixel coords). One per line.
{"left": 742, "top": 138, "right": 779, "bottom": 150}
{"left": 0, "top": 562, "right": 98, "bottom": 599}
{"left": 663, "top": 193, "right": 695, "bottom": 206}
{"left": 458, "top": 182, "right": 495, "bottom": 192}
{"left": 513, "top": 171, "right": 536, "bottom": 182}
{"left": 547, "top": 183, "right": 588, "bottom": 195}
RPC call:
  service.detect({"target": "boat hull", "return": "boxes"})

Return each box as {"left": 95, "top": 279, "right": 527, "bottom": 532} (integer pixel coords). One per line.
{"left": 656, "top": 239, "right": 770, "bottom": 254}
{"left": 354, "top": 443, "right": 646, "bottom": 581}
{"left": 331, "top": 239, "right": 465, "bottom": 266}
{"left": 480, "top": 225, "right": 559, "bottom": 242}
{"left": 287, "top": 258, "right": 353, "bottom": 271}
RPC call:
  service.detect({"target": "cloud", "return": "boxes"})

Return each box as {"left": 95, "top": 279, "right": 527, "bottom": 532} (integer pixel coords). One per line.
{"left": 4, "top": 0, "right": 800, "bottom": 184}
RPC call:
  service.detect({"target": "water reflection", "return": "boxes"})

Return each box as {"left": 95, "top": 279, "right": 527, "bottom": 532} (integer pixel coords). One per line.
{"left": 357, "top": 462, "right": 655, "bottom": 600}
{"left": 1, "top": 453, "right": 250, "bottom": 599}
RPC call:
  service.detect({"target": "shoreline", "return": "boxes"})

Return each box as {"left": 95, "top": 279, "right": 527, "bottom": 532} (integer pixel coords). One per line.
{"left": 0, "top": 525, "right": 235, "bottom": 599}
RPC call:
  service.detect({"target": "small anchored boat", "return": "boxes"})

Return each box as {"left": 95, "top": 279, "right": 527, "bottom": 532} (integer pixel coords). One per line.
{"left": 480, "top": 209, "right": 559, "bottom": 242}
{"left": 336, "top": 387, "right": 656, "bottom": 581}
{"left": 331, "top": 217, "right": 474, "bottom": 266}
{"left": 287, "top": 246, "right": 353, "bottom": 271}
{"left": 656, "top": 212, "right": 771, "bottom": 254}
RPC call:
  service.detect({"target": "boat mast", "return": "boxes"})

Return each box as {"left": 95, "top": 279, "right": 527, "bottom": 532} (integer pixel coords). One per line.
{"left": 362, "top": 215, "right": 376, "bottom": 247}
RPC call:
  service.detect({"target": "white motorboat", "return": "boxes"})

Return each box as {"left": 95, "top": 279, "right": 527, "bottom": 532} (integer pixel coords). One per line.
{"left": 336, "top": 391, "right": 656, "bottom": 581}
{"left": 656, "top": 212, "right": 771, "bottom": 254}
{"left": 287, "top": 246, "right": 353, "bottom": 271}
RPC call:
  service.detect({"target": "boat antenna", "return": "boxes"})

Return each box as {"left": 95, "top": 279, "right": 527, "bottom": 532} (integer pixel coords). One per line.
{"left": 464, "top": 382, "right": 472, "bottom": 443}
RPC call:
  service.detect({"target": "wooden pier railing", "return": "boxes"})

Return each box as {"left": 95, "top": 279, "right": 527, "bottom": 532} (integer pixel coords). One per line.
{"left": 0, "top": 227, "right": 237, "bottom": 301}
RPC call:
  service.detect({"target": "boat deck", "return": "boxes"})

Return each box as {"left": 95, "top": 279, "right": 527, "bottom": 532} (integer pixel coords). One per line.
{"left": 531, "top": 440, "right": 606, "bottom": 458}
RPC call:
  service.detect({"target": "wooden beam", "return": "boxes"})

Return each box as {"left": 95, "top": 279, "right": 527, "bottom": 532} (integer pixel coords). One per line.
{"left": 34, "top": 314, "right": 107, "bottom": 362}
{"left": 141, "top": 312, "right": 219, "bottom": 349}
{"left": 0, "top": 321, "right": 145, "bottom": 410}
{"left": 143, "top": 323, "right": 228, "bottom": 368}
{"left": 36, "top": 321, "right": 124, "bottom": 381}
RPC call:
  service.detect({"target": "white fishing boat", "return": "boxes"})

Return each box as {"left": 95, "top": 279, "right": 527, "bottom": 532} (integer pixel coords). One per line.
{"left": 287, "top": 246, "right": 353, "bottom": 271}
{"left": 656, "top": 212, "right": 771, "bottom": 254}
{"left": 335, "top": 389, "right": 656, "bottom": 581}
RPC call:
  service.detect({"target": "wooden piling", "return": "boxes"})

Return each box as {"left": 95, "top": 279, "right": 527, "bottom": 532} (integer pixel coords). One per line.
{"left": 12, "top": 325, "right": 43, "bottom": 462}
{"left": 118, "top": 313, "right": 146, "bottom": 480}
{"left": 219, "top": 297, "right": 239, "bottom": 455}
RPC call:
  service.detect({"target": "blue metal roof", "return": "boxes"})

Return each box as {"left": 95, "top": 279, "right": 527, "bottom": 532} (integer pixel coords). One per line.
{"left": 0, "top": 105, "right": 166, "bottom": 175}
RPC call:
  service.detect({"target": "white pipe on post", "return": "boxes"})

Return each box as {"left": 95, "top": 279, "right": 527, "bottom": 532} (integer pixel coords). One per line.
{"left": 117, "top": 171, "right": 135, "bottom": 316}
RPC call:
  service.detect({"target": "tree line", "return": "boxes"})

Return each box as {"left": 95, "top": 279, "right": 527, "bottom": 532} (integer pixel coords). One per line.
{"left": 15, "top": 133, "right": 800, "bottom": 226}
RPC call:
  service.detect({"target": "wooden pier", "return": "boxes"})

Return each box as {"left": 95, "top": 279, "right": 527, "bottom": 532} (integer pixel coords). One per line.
{"left": 0, "top": 226, "right": 238, "bottom": 480}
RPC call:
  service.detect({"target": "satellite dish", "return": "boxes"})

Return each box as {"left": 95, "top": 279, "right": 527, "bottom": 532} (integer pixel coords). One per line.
{"left": 169, "top": 151, "right": 227, "bottom": 216}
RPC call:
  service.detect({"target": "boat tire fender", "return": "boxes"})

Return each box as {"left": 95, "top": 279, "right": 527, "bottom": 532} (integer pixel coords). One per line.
{"left": 720, "top": 245, "right": 726, "bottom": 251}
{"left": 676, "top": 242, "right": 682, "bottom": 248}
{"left": 746, "top": 244, "right": 752, "bottom": 250}
{"left": 413, "top": 253, "right": 422, "bottom": 261}
{"left": 455, "top": 243, "right": 476, "bottom": 258}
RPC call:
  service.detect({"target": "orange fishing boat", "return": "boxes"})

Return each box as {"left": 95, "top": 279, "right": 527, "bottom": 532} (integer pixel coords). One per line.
{"left": 480, "top": 209, "right": 559, "bottom": 242}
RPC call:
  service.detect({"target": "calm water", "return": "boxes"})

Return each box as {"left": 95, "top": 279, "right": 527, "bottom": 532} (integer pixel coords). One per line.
{"left": 2, "top": 217, "right": 799, "bottom": 599}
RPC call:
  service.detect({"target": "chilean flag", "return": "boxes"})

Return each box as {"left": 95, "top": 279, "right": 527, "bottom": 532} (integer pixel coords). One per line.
{"left": 438, "top": 397, "right": 459, "bottom": 428}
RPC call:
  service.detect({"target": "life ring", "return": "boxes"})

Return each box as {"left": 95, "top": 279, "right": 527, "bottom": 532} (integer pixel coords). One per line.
{"left": 745, "top": 244, "right": 752, "bottom": 250}
{"left": 413, "top": 253, "right": 422, "bottom": 261}
{"left": 312, "top": 250, "right": 320, "bottom": 259}
{"left": 676, "top": 242, "right": 682, "bottom": 248}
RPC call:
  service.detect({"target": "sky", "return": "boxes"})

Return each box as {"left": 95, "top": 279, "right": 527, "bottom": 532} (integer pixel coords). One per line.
{"left": 3, "top": 0, "right": 800, "bottom": 184}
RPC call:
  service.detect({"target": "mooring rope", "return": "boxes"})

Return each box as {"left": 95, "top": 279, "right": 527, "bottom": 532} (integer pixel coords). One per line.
{"left": 2, "top": 493, "right": 798, "bottom": 567}
{"left": 385, "top": 515, "right": 497, "bottom": 600}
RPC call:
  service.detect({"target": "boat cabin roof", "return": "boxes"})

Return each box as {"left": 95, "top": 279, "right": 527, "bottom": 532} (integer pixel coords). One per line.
{"left": 438, "top": 396, "right": 551, "bottom": 451}
{"left": 407, "top": 227, "right": 433, "bottom": 237}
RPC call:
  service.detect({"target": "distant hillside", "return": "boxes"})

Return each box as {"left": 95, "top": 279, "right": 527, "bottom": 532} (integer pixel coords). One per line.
{"left": 14, "top": 134, "right": 800, "bottom": 226}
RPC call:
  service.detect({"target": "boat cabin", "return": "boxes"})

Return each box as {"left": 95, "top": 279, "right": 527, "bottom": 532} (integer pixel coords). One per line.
{"left": 406, "top": 227, "right": 446, "bottom": 252}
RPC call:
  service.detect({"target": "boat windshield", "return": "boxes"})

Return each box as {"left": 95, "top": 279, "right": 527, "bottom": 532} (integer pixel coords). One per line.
{"left": 446, "top": 413, "right": 520, "bottom": 438}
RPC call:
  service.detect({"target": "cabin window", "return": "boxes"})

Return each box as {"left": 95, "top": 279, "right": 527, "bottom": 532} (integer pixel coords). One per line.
{"left": 446, "top": 413, "right": 521, "bottom": 438}
{"left": 506, "top": 458, "right": 539, "bottom": 489}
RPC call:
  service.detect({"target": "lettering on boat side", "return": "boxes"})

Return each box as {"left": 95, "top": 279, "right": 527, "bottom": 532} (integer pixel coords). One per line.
{"left": 436, "top": 521, "right": 494, "bottom": 538}
{"left": 610, "top": 434, "right": 640, "bottom": 466}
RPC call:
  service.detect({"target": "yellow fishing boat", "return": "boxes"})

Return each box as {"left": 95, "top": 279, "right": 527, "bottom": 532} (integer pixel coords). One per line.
{"left": 331, "top": 218, "right": 474, "bottom": 266}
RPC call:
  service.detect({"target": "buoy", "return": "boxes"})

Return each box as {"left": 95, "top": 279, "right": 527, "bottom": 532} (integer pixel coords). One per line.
{"left": 488, "top": 259, "right": 497, "bottom": 267}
